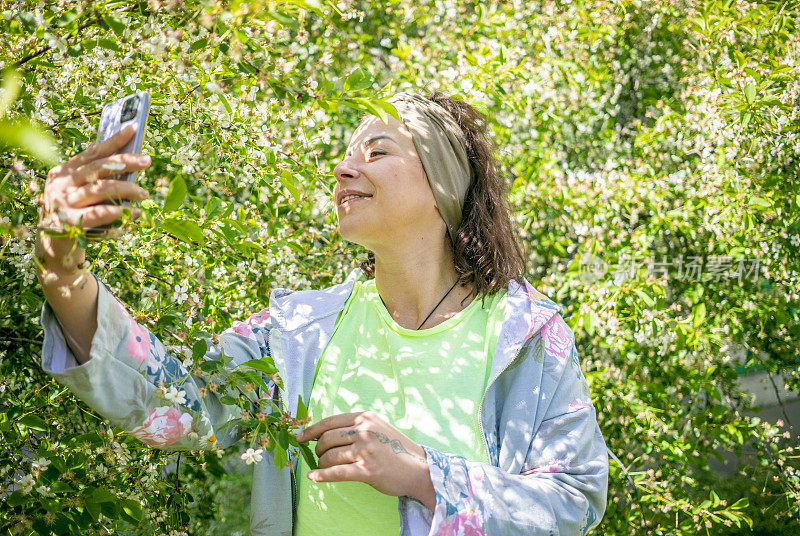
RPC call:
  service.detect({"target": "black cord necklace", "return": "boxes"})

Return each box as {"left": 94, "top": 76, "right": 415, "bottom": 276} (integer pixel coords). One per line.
{"left": 379, "top": 279, "right": 460, "bottom": 330}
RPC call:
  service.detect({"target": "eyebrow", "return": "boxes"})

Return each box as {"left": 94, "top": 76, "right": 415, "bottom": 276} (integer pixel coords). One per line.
{"left": 364, "top": 134, "right": 395, "bottom": 146}
{"left": 347, "top": 134, "right": 396, "bottom": 155}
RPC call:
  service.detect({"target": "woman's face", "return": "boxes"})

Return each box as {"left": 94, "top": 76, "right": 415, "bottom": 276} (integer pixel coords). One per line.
{"left": 333, "top": 115, "right": 445, "bottom": 250}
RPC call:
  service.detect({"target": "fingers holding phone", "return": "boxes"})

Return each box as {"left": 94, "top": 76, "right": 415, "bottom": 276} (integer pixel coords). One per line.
{"left": 36, "top": 92, "right": 152, "bottom": 271}
{"left": 76, "top": 152, "right": 151, "bottom": 187}
{"left": 39, "top": 126, "right": 151, "bottom": 228}
{"left": 54, "top": 121, "right": 138, "bottom": 176}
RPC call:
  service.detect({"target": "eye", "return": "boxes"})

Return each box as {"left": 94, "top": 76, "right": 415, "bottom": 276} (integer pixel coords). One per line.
{"left": 368, "top": 150, "right": 385, "bottom": 158}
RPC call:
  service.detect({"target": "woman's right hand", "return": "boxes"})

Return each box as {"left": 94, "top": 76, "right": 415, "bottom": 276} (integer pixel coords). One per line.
{"left": 35, "top": 124, "right": 151, "bottom": 274}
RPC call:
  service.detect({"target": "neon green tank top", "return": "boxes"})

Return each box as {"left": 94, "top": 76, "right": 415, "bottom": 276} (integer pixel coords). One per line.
{"left": 294, "top": 278, "right": 507, "bottom": 535}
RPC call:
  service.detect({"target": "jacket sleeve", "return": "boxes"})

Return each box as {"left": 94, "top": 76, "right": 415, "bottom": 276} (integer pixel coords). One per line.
{"left": 39, "top": 273, "right": 276, "bottom": 452}
{"left": 398, "top": 314, "right": 609, "bottom": 536}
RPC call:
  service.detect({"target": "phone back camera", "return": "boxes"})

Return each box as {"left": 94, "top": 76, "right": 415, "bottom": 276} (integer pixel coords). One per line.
{"left": 120, "top": 95, "right": 140, "bottom": 122}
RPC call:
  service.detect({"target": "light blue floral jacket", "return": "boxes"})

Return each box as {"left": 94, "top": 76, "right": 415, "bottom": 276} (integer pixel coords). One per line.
{"left": 40, "top": 268, "right": 608, "bottom": 535}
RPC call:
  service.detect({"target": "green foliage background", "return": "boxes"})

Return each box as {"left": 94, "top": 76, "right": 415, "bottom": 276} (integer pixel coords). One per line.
{"left": 1, "top": 0, "right": 799, "bottom": 534}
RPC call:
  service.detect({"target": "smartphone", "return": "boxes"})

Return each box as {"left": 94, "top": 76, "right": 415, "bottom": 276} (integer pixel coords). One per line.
{"left": 97, "top": 90, "right": 151, "bottom": 185}
{"left": 87, "top": 91, "right": 150, "bottom": 235}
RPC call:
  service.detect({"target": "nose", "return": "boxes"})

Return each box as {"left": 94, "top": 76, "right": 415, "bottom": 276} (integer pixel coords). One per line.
{"left": 333, "top": 154, "right": 360, "bottom": 184}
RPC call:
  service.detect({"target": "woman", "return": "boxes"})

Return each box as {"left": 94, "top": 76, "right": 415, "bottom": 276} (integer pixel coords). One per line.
{"left": 36, "top": 92, "right": 608, "bottom": 535}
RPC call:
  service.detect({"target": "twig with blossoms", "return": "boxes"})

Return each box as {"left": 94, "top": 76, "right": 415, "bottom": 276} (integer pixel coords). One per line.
{"left": 13, "top": 4, "right": 138, "bottom": 69}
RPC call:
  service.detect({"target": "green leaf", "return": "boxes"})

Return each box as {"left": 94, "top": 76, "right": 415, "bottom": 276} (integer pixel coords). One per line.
{"left": 6, "top": 490, "right": 30, "bottom": 507}
{"left": 583, "top": 309, "right": 596, "bottom": 336}
{"left": 734, "top": 50, "right": 746, "bottom": 69}
{"left": 241, "top": 357, "right": 278, "bottom": 375}
{"left": 102, "top": 15, "right": 125, "bottom": 37}
{"left": 204, "top": 196, "right": 226, "bottom": 219}
{"left": 370, "top": 99, "right": 401, "bottom": 122}
{"left": 161, "top": 220, "right": 205, "bottom": 245}
{"left": 692, "top": 303, "right": 706, "bottom": 329}
{"left": 95, "top": 37, "right": 121, "bottom": 52}
{"left": 279, "top": 170, "right": 302, "bottom": 202}
{"left": 0, "top": 69, "right": 21, "bottom": 119}
{"left": 343, "top": 67, "right": 371, "bottom": 92}
{"left": 50, "top": 481, "right": 75, "bottom": 493}
{"left": 296, "top": 394, "right": 308, "bottom": 421}
{"left": 343, "top": 97, "right": 393, "bottom": 124}
{"left": 218, "top": 92, "right": 233, "bottom": 115}
{"left": 756, "top": 97, "right": 782, "bottom": 107}
{"left": 730, "top": 497, "right": 749, "bottom": 509}
{"left": 234, "top": 28, "right": 249, "bottom": 44}
{"left": 91, "top": 487, "right": 117, "bottom": 503}
{"left": 285, "top": 0, "right": 324, "bottom": 13}
{"left": 278, "top": 428, "right": 289, "bottom": 449}
{"left": 241, "top": 240, "right": 266, "bottom": 252}
{"left": 743, "top": 84, "right": 756, "bottom": 105}
{"left": 18, "top": 414, "right": 47, "bottom": 431}
{"left": 19, "top": 12, "right": 38, "bottom": 32}
{"left": 273, "top": 444, "right": 287, "bottom": 468}
{"left": 744, "top": 67, "right": 760, "bottom": 83}
{"left": 299, "top": 443, "right": 318, "bottom": 470}
{"left": 286, "top": 241, "right": 305, "bottom": 254}
{"left": 199, "top": 359, "right": 222, "bottom": 372}
{"left": 192, "top": 339, "right": 207, "bottom": 360}
{"left": 56, "top": 10, "right": 78, "bottom": 28}
{"left": 0, "top": 118, "right": 61, "bottom": 165}
{"left": 86, "top": 498, "right": 101, "bottom": 521}
{"left": 120, "top": 499, "right": 143, "bottom": 523}
{"left": 390, "top": 43, "right": 412, "bottom": 60}
{"left": 633, "top": 289, "right": 655, "bottom": 308}
{"left": 748, "top": 196, "right": 772, "bottom": 210}
{"left": 67, "top": 432, "right": 103, "bottom": 447}
{"left": 163, "top": 177, "right": 187, "bottom": 212}
{"left": 189, "top": 37, "right": 208, "bottom": 53}
{"left": 239, "top": 369, "right": 271, "bottom": 393}
{"left": 221, "top": 217, "right": 248, "bottom": 235}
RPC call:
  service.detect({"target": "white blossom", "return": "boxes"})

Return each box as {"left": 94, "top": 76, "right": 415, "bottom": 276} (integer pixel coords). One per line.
{"left": 31, "top": 458, "right": 50, "bottom": 471}
{"left": 164, "top": 386, "right": 187, "bottom": 405}
{"left": 241, "top": 448, "right": 263, "bottom": 465}
{"left": 18, "top": 474, "right": 35, "bottom": 493}
{"left": 172, "top": 283, "right": 189, "bottom": 303}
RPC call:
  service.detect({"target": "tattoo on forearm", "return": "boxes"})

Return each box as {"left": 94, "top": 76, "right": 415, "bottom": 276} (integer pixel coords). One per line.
{"left": 341, "top": 429, "right": 426, "bottom": 464}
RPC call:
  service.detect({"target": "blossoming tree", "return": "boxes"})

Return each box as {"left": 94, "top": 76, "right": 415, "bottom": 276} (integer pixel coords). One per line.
{"left": 1, "top": 0, "right": 798, "bottom": 535}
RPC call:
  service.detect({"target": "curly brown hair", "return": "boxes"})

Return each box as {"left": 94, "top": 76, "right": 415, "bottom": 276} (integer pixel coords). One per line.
{"left": 359, "top": 92, "right": 527, "bottom": 298}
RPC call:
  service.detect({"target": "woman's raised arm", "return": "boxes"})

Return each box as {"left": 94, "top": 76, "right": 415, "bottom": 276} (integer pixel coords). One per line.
{"left": 39, "top": 273, "right": 277, "bottom": 452}
{"left": 35, "top": 127, "right": 277, "bottom": 452}
{"left": 35, "top": 123, "right": 150, "bottom": 364}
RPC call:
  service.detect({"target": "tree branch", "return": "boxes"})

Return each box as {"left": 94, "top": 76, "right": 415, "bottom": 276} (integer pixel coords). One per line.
{"left": 53, "top": 109, "right": 101, "bottom": 127}
{"left": 13, "top": 3, "right": 139, "bottom": 69}
{"left": 13, "top": 15, "right": 102, "bottom": 69}
{"left": 766, "top": 369, "right": 793, "bottom": 428}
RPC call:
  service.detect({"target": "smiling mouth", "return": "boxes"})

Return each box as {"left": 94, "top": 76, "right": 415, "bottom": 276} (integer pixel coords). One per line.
{"left": 338, "top": 194, "right": 371, "bottom": 207}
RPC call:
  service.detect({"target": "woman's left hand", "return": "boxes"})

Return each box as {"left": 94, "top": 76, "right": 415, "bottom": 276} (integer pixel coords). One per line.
{"left": 296, "top": 411, "right": 435, "bottom": 505}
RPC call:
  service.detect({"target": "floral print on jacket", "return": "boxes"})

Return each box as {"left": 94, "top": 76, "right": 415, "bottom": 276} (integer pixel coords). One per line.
{"left": 130, "top": 406, "right": 193, "bottom": 447}
{"left": 39, "top": 269, "right": 608, "bottom": 536}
